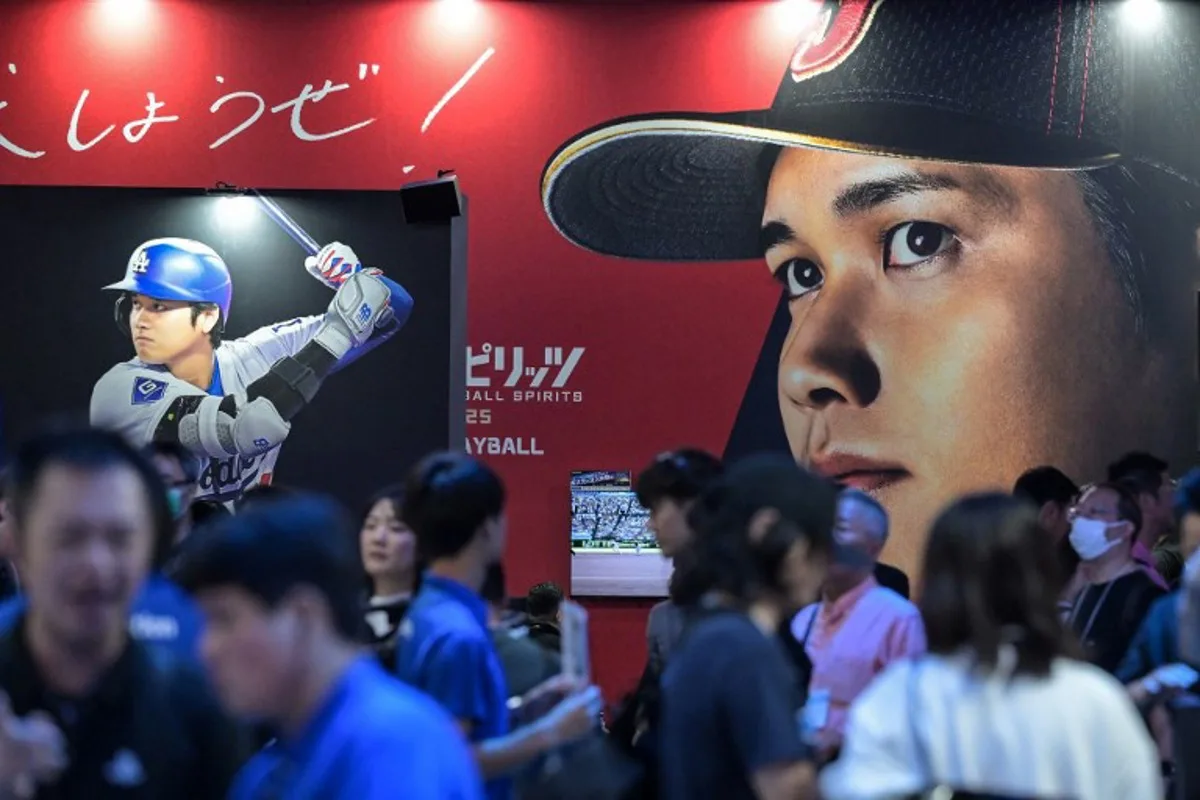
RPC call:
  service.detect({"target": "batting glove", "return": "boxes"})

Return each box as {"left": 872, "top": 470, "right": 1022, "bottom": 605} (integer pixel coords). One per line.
{"left": 304, "top": 241, "right": 382, "bottom": 290}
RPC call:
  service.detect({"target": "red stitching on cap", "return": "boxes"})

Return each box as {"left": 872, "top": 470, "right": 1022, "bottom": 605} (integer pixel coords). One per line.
{"left": 1048, "top": 0, "right": 1064, "bottom": 133}
{"left": 1078, "top": 0, "right": 1096, "bottom": 137}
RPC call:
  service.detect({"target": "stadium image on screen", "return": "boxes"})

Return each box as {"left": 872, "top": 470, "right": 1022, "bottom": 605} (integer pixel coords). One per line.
{"left": 570, "top": 470, "right": 655, "bottom": 552}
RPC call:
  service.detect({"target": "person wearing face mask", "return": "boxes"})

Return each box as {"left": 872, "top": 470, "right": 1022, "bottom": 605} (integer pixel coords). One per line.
{"left": 358, "top": 485, "right": 418, "bottom": 668}
{"left": 1064, "top": 482, "right": 1166, "bottom": 674}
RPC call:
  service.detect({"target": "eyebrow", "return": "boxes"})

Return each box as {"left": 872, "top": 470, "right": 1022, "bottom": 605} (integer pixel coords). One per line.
{"left": 759, "top": 167, "right": 1018, "bottom": 256}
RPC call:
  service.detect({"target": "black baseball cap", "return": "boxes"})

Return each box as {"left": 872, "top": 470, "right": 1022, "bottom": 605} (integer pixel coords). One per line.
{"left": 542, "top": 0, "right": 1200, "bottom": 262}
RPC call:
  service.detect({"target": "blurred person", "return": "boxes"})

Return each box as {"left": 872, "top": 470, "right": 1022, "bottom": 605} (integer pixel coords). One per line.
{"left": 0, "top": 469, "right": 19, "bottom": 602}
{"left": 1013, "top": 465, "right": 1082, "bottom": 591}
{"left": 233, "top": 483, "right": 293, "bottom": 513}
{"left": 820, "top": 493, "right": 1159, "bottom": 800}
{"left": 1118, "top": 468, "right": 1200, "bottom": 688}
{"left": 0, "top": 442, "right": 207, "bottom": 659}
{"left": 633, "top": 449, "right": 723, "bottom": 673}
{"left": 1065, "top": 482, "right": 1166, "bottom": 673}
{"left": 1110, "top": 452, "right": 1181, "bottom": 587}
{"left": 188, "top": 498, "right": 232, "bottom": 530}
{"left": 144, "top": 441, "right": 200, "bottom": 546}
{"left": 661, "top": 454, "right": 836, "bottom": 800}
{"left": 174, "top": 492, "right": 481, "bottom": 799}
{"left": 358, "top": 485, "right": 418, "bottom": 666}
{"left": 525, "top": 581, "right": 563, "bottom": 654}
{"left": 790, "top": 489, "right": 925, "bottom": 759}
{"left": 482, "top": 564, "right": 560, "bottom": 699}
{"left": 395, "top": 451, "right": 601, "bottom": 800}
{"left": 0, "top": 427, "right": 244, "bottom": 798}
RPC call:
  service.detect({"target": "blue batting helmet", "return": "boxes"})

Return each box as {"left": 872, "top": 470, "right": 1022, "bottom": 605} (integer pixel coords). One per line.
{"left": 103, "top": 238, "right": 233, "bottom": 323}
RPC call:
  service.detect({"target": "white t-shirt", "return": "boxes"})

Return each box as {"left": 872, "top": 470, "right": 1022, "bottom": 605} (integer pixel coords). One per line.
{"left": 90, "top": 316, "right": 322, "bottom": 503}
{"left": 820, "top": 649, "right": 1160, "bottom": 800}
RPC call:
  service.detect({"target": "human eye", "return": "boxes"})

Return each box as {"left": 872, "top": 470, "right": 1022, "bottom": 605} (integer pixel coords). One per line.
{"left": 772, "top": 258, "right": 824, "bottom": 300}
{"left": 883, "top": 221, "right": 959, "bottom": 269}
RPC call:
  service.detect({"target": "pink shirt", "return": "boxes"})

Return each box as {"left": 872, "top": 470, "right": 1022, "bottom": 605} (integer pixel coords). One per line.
{"left": 792, "top": 577, "right": 926, "bottom": 742}
{"left": 1131, "top": 541, "right": 1170, "bottom": 590}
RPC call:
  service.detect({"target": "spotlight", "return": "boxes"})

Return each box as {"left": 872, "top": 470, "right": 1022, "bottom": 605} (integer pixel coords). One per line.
{"left": 1121, "top": 0, "right": 1163, "bottom": 35}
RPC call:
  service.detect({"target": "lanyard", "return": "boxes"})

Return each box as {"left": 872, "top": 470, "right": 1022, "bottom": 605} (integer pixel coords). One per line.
{"left": 1067, "top": 579, "right": 1117, "bottom": 643}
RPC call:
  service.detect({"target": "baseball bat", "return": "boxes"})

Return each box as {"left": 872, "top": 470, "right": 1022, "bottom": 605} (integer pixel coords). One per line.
{"left": 250, "top": 190, "right": 320, "bottom": 256}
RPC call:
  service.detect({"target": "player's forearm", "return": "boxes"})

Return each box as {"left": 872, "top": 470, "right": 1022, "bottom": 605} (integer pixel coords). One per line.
{"left": 472, "top": 720, "right": 558, "bottom": 778}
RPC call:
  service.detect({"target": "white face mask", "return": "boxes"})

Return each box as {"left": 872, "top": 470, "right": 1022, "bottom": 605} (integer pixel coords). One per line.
{"left": 1068, "top": 517, "right": 1121, "bottom": 561}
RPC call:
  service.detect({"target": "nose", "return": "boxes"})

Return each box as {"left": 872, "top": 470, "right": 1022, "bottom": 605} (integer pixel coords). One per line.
{"left": 778, "top": 278, "right": 881, "bottom": 411}
{"left": 80, "top": 537, "right": 120, "bottom": 583}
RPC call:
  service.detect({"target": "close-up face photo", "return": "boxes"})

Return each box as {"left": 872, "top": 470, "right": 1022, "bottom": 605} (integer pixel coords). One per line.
{"left": 761, "top": 149, "right": 1179, "bottom": 573}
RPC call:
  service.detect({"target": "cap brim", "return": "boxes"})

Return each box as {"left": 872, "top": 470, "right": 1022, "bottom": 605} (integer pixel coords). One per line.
{"left": 541, "top": 108, "right": 1123, "bottom": 262}
{"left": 102, "top": 279, "right": 139, "bottom": 293}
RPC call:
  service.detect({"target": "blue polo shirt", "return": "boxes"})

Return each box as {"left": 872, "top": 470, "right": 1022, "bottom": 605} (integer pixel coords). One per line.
{"left": 231, "top": 656, "right": 483, "bottom": 800}
{"left": 0, "top": 572, "right": 203, "bottom": 659}
{"left": 395, "top": 573, "right": 511, "bottom": 800}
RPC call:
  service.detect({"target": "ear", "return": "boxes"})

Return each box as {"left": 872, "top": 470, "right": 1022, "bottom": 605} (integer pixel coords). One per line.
{"left": 1037, "top": 501, "right": 1058, "bottom": 529}
{"left": 197, "top": 307, "right": 220, "bottom": 335}
{"left": 747, "top": 508, "right": 781, "bottom": 543}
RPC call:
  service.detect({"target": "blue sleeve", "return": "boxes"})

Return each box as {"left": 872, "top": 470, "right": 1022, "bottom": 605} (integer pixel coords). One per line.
{"left": 332, "top": 275, "right": 413, "bottom": 373}
{"left": 0, "top": 596, "right": 27, "bottom": 634}
{"left": 421, "top": 634, "right": 494, "bottom": 730}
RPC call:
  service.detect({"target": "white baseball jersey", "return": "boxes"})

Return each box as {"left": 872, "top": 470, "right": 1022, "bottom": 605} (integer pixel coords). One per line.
{"left": 90, "top": 316, "right": 323, "bottom": 503}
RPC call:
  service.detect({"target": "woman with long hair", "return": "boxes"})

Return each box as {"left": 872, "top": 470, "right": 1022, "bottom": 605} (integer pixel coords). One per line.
{"left": 821, "top": 493, "right": 1159, "bottom": 800}
{"left": 358, "top": 485, "right": 420, "bottom": 665}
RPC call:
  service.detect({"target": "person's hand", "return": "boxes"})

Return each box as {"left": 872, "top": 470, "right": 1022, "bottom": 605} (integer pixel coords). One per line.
{"left": 539, "top": 685, "right": 603, "bottom": 749}
{"left": 518, "top": 673, "right": 586, "bottom": 722}
{"left": 1149, "top": 663, "right": 1200, "bottom": 695}
{"left": 0, "top": 693, "right": 67, "bottom": 797}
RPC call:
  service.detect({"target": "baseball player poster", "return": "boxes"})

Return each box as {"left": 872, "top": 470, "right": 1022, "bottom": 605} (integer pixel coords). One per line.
{"left": 543, "top": 0, "right": 1200, "bottom": 586}
{"left": 0, "top": 186, "right": 464, "bottom": 508}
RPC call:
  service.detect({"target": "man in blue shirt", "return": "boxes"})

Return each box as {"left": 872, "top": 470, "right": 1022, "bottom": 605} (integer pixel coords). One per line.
{"left": 0, "top": 442, "right": 204, "bottom": 659}
{"left": 175, "top": 493, "right": 482, "bottom": 799}
{"left": 396, "top": 452, "right": 600, "bottom": 800}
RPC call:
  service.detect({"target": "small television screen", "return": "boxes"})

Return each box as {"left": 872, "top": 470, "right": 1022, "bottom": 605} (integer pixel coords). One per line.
{"left": 570, "top": 470, "right": 653, "bottom": 551}
{"left": 570, "top": 470, "right": 672, "bottom": 597}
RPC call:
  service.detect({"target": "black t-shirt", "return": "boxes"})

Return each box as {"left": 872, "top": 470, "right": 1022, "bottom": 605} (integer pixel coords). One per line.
{"left": 1067, "top": 569, "right": 1165, "bottom": 674}
{"left": 659, "top": 610, "right": 811, "bottom": 800}
{"left": 0, "top": 615, "right": 248, "bottom": 799}
{"left": 362, "top": 593, "right": 411, "bottom": 671}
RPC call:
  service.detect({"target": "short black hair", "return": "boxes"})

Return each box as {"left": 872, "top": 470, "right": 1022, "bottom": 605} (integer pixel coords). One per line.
{"left": 401, "top": 452, "right": 505, "bottom": 562}
{"left": 527, "top": 581, "right": 564, "bottom": 619}
{"left": 634, "top": 448, "right": 724, "bottom": 510}
{"left": 1084, "top": 481, "right": 1144, "bottom": 538}
{"left": 1174, "top": 468, "right": 1200, "bottom": 526}
{"left": 8, "top": 426, "right": 174, "bottom": 566}
{"left": 671, "top": 455, "right": 836, "bottom": 607}
{"left": 480, "top": 562, "right": 506, "bottom": 605}
{"left": 141, "top": 440, "right": 202, "bottom": 485}
{"left": 1108, "top": 451, "right": 1170, "bottom": 482}
{"left": 190, "top": 499, "right": 233, "bottom": 528}
{"left": 920, "top": 493, "right": 1080, "bottom": 677}
{"left": 1115, "top": 469, "right": 1165, "bottom": 502}
{"left": 174, "top": 494, "right": 362, "bottom": 641}
{"left": 1012, "top": 466, "right": 1079, "bottom": 508}
{"left": 235, "top": 483, "right": 294, "bottom": 513}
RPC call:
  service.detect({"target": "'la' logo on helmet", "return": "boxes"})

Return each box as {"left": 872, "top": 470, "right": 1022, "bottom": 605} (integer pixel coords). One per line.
{"left": 788, "top": 0, "right": 880, "bottom": 84}
{"left": 130, "top": 250, "right": 150, "bottom": 274}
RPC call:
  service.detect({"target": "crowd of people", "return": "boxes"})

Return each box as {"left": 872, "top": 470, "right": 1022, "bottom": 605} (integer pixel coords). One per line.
{"left": 0, "top": 425, "right": 1197, "bottom": 799}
